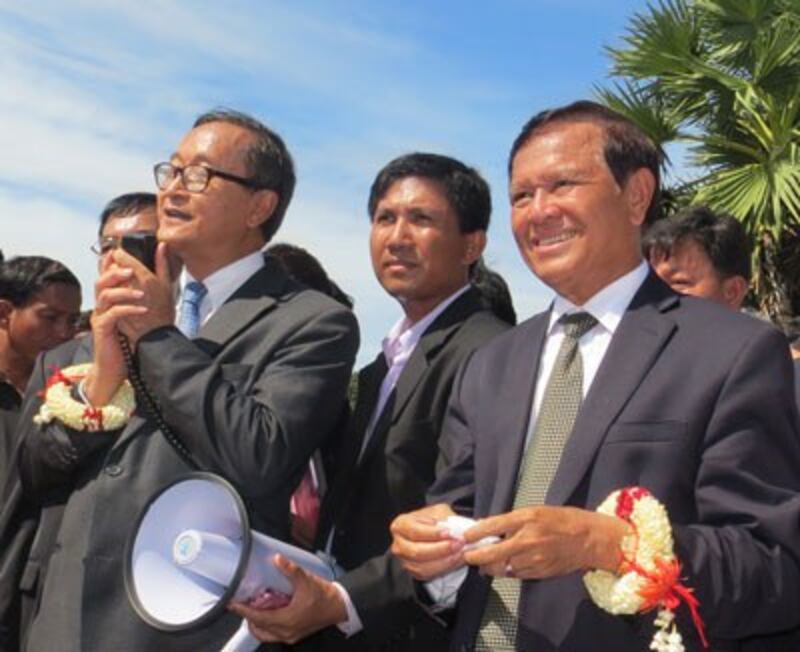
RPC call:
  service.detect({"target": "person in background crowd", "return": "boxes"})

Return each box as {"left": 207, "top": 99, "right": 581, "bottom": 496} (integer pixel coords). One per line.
{"left": 643, "top": 205, "right": 750, "bottom": 310}
{"left": 0, "top": 255, "right": 81, "bottom": 651}
{"left": 391, "top": 100, "right": 800, "bottom": 651}
{"left": 644, "top": 205, "right": 800, "bottom": 651}
{"left": 0, "top": 257, "right": 81, "bottom": 411}
{"left": 0, "top": 195, "right": 154, "bottom": 652}
{"left": 267, "top": 243, "right": 353, "bottom": 310}
{"left": 471, "top": 258, "right": 517, "bottom": 326}
{"left": 16, "top": 108, "right": 358, "bottom": 651}
{"left": 0, "top": 256, "right": 81, "bottom": 471}
{"left": 231, "top": 152, "right": 509, "bottom": 650}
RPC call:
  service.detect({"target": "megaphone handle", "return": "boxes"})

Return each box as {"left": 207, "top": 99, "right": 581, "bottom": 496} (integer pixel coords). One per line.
{"left": 220, "top": 619, "right": 261, "bottom": 652}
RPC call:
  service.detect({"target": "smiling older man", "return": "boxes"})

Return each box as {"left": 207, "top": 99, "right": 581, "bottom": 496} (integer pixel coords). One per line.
{"left": 391, "top": 101, "right": 800, "bottom": 651}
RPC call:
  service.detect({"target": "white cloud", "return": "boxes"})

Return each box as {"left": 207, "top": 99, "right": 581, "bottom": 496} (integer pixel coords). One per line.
{"left": 0, "top": 1, "right": 555, "bottom": 369}
{"left": 0, "top": 191, "right": 99, "bottom": 302}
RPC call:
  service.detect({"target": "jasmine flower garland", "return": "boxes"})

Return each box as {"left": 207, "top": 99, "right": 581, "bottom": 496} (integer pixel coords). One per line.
{"left": 583, "top": 487, "right": 708, "bottom": 652}
{"left": 33, "top": 363, "right": 136, "bottom": 432}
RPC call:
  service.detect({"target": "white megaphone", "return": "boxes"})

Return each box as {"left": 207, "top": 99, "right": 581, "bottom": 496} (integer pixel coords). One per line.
{"left": 125, "top": 472, "right": 336, "bottom": 652}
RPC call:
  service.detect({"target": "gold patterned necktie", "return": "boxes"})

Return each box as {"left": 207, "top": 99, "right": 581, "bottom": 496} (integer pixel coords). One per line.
{"left": 474, "top": 311, "right": 598, "bottom": 651}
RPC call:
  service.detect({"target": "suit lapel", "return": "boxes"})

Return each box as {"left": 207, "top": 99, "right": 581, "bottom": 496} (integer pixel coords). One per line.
{"left": 547, "top": 274, "right": 679, "bottom": 505}
{"left": 357, "top": 289, "right": 483, "bottom": 469}
{"left": 194, "top": 259, "right": 285, "bottom": 353}
{"left": 113, "top": 259, "right": 288, "bottom": 451}
{"left": 341, "top": 355, "right": 387, "bottom": 475}
{"left": 492, "top": 313, "right": 550, "bottom": 511}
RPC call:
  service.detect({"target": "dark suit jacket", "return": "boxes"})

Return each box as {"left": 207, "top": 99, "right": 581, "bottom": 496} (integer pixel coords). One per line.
{"left": 305, "top": 288, "right": 508, "bottom": 651}
{"left": 429, "top": 273, "right": 800, "bottom": 651}
{"left": 0, "top": 381, "right": 26, "bottom": 652}
{"left": 16, "top": 259, "right": 359, "bottom": 652}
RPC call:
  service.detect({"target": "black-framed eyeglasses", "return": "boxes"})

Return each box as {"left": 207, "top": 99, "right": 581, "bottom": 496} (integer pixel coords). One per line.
{"left": 153, "top": 161, "right": 266, "bottom": 193}
{"left": 90, "top": 235, "right": 122, "bottom": 256}
{"left": 90, "top": 232, "right": 157, "bottom": 256}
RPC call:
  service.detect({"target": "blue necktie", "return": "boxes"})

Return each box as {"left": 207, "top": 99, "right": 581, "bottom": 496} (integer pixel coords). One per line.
{"left": 177, "top": 281, "right": 208, "bottom": 338}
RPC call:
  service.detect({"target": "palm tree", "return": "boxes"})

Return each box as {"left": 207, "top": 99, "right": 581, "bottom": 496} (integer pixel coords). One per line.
{"left": 597, "top": 0, "right": 800, "bottom": 324}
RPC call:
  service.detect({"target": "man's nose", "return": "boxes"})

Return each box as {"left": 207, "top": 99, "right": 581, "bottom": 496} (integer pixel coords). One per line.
{"left": 529, "top": 188, "right": 559, "bottom": 223}
{"left": 386, "top": 217, "right": 413, "bottom": 246}
{"left": 56, "top": 317, "right": 77, "bottom": 342}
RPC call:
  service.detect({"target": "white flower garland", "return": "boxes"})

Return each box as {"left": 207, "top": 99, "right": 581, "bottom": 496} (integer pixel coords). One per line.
{"left": 583, "top": 487, "right": 708, "bottom": 652}
{"left": 33, "top": 363, "right": 136, "bottom": 432}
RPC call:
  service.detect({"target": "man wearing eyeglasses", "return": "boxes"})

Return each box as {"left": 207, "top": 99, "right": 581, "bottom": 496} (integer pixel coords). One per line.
{"left": 90, "top": 192, "right": 160, "bottom": 262}
{"left": 1, "top": 194, "right": 154, "bottom": 651}
{"left": 16, "top": 109, "right": 359, "bottom": 652}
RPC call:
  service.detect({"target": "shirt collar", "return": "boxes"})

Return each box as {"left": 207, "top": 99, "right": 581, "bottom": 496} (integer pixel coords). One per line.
{"left": 179, "top": 250, "right": 265, "bottom": 314}
{"left": 549, "top": 261, "right": 649, "bottom": 336}
{"left": 382, "top": 285, "right": 470, "bottom": 367}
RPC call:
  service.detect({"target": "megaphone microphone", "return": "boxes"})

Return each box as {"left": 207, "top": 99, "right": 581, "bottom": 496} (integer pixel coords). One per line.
{"left": 125, "top": 472, "right": 335, "bottom": 652}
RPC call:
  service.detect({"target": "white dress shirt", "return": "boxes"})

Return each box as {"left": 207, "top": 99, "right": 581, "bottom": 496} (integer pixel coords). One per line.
{"left": 176, "top": 250, "right": 265, "bottom": 328}
{"left": 426, "top": 261, "right": 650, "bottom": 606}
{"left": 333, "top": 284, "right": 470, "bottom": 636}
{"left": 79, "top": 251, "right": 266, "bottom": 407}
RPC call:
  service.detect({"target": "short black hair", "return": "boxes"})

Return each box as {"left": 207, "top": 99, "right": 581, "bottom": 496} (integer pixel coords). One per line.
{"left": 266, "top": 242, "right": 353, "bottom": 309}
{"left": 0, "top": 256, "right": 81, "bottom": 307}
{"left": 194, "top": 108, "right": 296, "bottom": 243}
{"left": 470, "top": 258, "right": 517, "bottom": 325}
{"left": 98, "top": 192, "right": 157, "bottom": 236}
{"left": 642, "top": 205, "right": 752, "bottom": 280}
{"left": 509, "top": 100, "right": 664, "bottom": 224}
{"left": 367, "top": 152, "right": 491, "bottom": 233}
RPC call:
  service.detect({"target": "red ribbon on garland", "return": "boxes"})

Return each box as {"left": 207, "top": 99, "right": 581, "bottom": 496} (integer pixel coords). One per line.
{"left": 41, "top": 365, "right": 74, "bottom": 394}
{"left": 614, "top": 487, "right": 709, "bottom": 649}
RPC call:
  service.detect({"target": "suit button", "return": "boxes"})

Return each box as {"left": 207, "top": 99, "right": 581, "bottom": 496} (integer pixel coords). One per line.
{"left": 105, "top": 464, "right": 123, "bottom": 477}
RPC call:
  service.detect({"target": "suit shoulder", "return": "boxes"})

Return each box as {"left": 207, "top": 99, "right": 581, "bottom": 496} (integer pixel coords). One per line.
{"left": 672, "top": 295, "right": 783, "bottom": 343}
{"left": 472, "top": 310, "right": 544, "bottom": 354}
{"left": 459, "top": 309, "right": 512, "bottom": 340}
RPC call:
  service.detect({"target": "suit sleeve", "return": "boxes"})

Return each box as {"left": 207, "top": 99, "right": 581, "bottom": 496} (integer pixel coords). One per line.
{"left": 426, "top": 351, "right": 479, "bottom": 513}
{"left": 672, "top": 326, "right": 800, "bottom": 638}
{"left": 338, "top": 551, "right": 447, "bottom": 643}
{"left": 337, "top": 353, "right": 483, "bottom": 639}
{"left": 134, "top": 303, "right": 359, "bottom": 497}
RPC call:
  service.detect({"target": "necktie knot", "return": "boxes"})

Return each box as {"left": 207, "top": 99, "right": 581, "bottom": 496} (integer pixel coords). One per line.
{"left": 560, "top": 311, "right": 597, "bottom": 341}
{"left": 178, "top": 281, "right": 208, "bottom": 338}
{"left": 183, "top": 281, "right": 207, "bottom": 307}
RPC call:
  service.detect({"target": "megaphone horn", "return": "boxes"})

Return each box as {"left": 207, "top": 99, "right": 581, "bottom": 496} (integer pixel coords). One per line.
{"left": 124, "top": 472, "right": 335, "bottom": 650}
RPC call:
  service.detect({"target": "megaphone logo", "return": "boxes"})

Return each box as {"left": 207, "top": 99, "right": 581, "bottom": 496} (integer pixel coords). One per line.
{"left": 124, "top": 472, "right": 335, "bottom": 648}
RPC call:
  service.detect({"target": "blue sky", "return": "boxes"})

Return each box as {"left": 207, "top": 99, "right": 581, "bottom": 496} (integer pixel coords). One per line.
{"left": 0, "top": 0, "right": 651, "bottom": 365}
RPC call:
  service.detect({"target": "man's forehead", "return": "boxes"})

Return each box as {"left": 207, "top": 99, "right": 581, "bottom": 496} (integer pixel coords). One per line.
{"left": 672, "top": 237, "right": 713, "bottom": 266}
{"left": 102, "top": 210, "right": 158, "bottom": 237}
{"left": 29, "top": 283, "right": 81, "bottom": 311}
{"left": 380, "top": 176, "right": 447, "bottom": 201}
{"left": 174, "top": 121, "right": 254, "bottom": 159}
{"left": 512, "top": 121, "right": 606, "bottom": 172}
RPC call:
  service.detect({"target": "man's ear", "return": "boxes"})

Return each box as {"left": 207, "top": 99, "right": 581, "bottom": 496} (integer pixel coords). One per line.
{"left": 0, "top": 300, "right": 13, "bottom": 330}
{"left": 247, "top": 190, "right": 280, "bottom": 230}
{"left": 721, "top": 275, "right": 749, "bottom": 310}
{"left": 624, "top": 168, "right": 656, "bottom": 227}
{"left": 462, "top": 230, "right": 487, "bottom": 266}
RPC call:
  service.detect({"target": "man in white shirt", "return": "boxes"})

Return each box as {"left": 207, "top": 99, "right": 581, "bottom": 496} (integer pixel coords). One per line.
{"left": 231, "top": 153, "right": 509, "bottom": 650}
{"left": 391, "top": 101, "right": 800, "bottom": 651}
{"left": 17, "top": 109, "right": 359, "bottom": 651}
